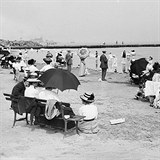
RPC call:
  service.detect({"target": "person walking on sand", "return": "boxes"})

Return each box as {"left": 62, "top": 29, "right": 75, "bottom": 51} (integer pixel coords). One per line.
{"left": 77, "top": 48, "right": 89, "bottom": 77}
{"left": 95, "top": 51, "right": 98, "bottom": 70}
{"left": 100, "top": 50, "right": 108, "bottom": 81}
{"left": 112, "top": 55, "right": 118, "bottom": 73}
{"left": 108, "top": 52, "right": 113, "bottom": 72}
{"left": 121, "top": 50, "right": 127, "bottom": 73}
{"left": 65, "top": 50, "right": 73, "bottom": 72}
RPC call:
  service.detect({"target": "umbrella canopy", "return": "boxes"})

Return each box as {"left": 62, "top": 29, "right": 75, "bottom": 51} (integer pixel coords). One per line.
{"left": 38, "top": 68, "right": 80, "bottom": 91}
{"left": 77, "top": 48, "right": 89, "bottom": 59}
{"left": 130, "top": 58, "right": 148, "bottom": 75}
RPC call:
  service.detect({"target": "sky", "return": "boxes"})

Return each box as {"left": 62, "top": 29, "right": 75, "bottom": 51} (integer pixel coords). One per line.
{"left": 0, "top": 0, "right": 160, "bottom": 43}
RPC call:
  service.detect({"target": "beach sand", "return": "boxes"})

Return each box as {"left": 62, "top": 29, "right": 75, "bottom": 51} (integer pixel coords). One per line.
{"left": 0, "top": 66, "right": 160, "bottom": 160}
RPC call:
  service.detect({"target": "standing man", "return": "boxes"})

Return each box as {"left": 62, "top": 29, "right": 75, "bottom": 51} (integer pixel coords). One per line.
{"left": 100, "top": 51, "right": 108, "bottom": 81}
{"left": 65, "top": 50, "right": 73, "bottom": 72}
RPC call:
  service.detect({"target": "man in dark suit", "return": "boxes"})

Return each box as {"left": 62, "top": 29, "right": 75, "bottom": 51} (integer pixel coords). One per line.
{"left": 100, "top": 51, "right": 108, "bottom": 81}
{"left": 65, "top": 50, "right": 73, "bottom": 72}
{"left": 11, "top": 78, "right": 28, "bottom": 113}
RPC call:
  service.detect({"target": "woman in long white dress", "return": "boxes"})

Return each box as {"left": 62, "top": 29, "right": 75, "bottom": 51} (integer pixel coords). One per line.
{"left": 77, "top": 48, "right": 89, "bottom": 77}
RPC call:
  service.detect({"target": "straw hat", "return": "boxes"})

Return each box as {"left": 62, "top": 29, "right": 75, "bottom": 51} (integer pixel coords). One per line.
{"left": 43, "top": 57, "right": 52, "bottom": 63}
{"left": 27, "top": 78, "right": 41, "bottom": 83}
{"left": 80, "top": 92, "right": 95, "bottom": 103}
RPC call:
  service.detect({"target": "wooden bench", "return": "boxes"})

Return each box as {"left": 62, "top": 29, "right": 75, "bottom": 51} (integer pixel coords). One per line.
{"left": 3, "top": 93, "right": 85, "bottom": 134}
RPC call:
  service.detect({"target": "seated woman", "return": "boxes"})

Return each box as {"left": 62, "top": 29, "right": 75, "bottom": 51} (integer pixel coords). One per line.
{"left": 25, "top": 59, "right": 39, "bottom": 77}
{"left": 56, "top": 53, "right": 66, "bottom": 68}
{"left": 40, "top": 57, "right": 53, "bottom": 72}
{"left": 144, "top": 62, "right": 160, "bottom": 105}
{"left": 153, "top": 87, "right": 160, "bottom": 109}
{"left": 12, "top": 57, "right": 26, "bottom": 81}
{"left": 78, "top": 92, "right": 99, "bottom": 134}
{"left": 24, "top": 78, "right": 41, "bottom": 98}
{"left": 135, "top": 62, "right": 160, "bottom": 101}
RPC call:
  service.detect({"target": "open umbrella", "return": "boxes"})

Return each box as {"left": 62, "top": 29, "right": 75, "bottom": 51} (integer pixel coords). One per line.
{"left": 38, "top": 68, "right": 80, "bottom": 91}
{"left": 77, "top": 48, "right": 89, "bottom": 60}
{"left": 130, "top": 58, "right": 148, "bottom": 75}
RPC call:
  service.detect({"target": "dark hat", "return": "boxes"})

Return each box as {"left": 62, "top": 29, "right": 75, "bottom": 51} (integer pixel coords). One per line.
{"left": 46, "top": 52, "right": 53, "bottom": 58}
{"left": 16, "top": 57, "right": 22, "bottom": 61}
{"left": 43, "top": 57, "right": 52, "bottom": 63}
{"left": 102, "top": 51, "right": 106, "bottom": 53}
{"left": 58, "top": 53, "right": 62, "bottom": 56}
{"left": 28, "top": 59, "right": 36, "bottom": 65}
{"left": 80, "top": 92, "right": 95, "bottom": 103}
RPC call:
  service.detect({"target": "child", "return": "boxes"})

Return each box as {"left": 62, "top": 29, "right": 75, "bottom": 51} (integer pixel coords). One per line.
{"left": 112, "top": 55, "right": 118, "bottom": 73}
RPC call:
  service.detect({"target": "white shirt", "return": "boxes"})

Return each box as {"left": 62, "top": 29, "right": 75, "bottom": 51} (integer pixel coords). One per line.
{"left": 40, "top": 64, "right": 53, "bottom": 72}
{"left": 38, "top": 89, "right": 60, "bottom": 101}
{"left": 152, "top": 73, "right": 160, "bottom": 82}
{"left": 12, "top": 62, "right": 21, "bottom": 71}
{"left": 26, "top": 65, "right": 39, "bottom": 72}
{"left": 25, "top": 85, "right": 39, "bottom": 98}
{"left": 78, "top": 103, "right": 98, "bottom": 120}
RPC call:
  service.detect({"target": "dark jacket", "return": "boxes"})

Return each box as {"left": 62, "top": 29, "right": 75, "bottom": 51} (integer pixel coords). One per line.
{"left": 100, "top": 54, "right": 108, "bottom": 69}
{"left": 11, "top": 81, "right": 26, "bottom": 113}
{"left": 65, "top": 53, "right": 73, "bottom": 65}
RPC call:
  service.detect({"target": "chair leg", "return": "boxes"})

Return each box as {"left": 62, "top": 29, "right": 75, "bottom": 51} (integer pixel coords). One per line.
{"left": 26, "top": 113, "right": 28, "bottom": 123}
{"left": 75, "top": 121, "right": 79, "bottom": 135}
{"left": 64, "top": 120, "right": 68, "bottom": 133}
{"left": 12, "top": 111, "right": 17, "bottom": 128}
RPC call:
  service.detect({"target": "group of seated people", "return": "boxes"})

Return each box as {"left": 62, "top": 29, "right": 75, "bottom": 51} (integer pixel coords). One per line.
{"left": 9, "top": 51, "right": 68, "bottom": 82}
{"left": 11, "top": 73, "right": 99, "bottom": 134}
{"left": 135, "top": 61, "right": 160, "bottom": 109}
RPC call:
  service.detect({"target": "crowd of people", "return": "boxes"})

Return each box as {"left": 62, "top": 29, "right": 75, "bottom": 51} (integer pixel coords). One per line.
{"left": 1, "top": 47, "right": 159, "bottom": 134}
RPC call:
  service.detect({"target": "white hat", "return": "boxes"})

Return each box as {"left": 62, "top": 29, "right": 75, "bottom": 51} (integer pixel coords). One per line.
{"left": 27, "top": 78, "right": 41, "bottom": 83}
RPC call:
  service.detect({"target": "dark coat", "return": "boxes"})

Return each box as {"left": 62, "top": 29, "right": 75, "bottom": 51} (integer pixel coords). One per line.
{"left": 65, "top": 53, "right": 73, "bottom": 65}
{"left": 11, "top": 81, "right": 26, "bottom": 113}
{"left": 100, "top": 54, "right": 108, "bottom": 69}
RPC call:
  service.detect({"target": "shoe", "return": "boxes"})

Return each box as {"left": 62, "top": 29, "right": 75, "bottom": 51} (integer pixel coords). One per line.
{"left": 102, "top": 79, "right": 107, "bottom": 81}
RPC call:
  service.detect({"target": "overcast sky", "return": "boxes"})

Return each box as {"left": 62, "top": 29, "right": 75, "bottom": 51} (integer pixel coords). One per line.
{"left": 0, "top": 0, "right": 159, "bottom": 43}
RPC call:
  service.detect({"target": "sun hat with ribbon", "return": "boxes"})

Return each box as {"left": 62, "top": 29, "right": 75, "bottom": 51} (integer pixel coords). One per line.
{"left": 80, "top": 92, "right": 95, "bottom": 103}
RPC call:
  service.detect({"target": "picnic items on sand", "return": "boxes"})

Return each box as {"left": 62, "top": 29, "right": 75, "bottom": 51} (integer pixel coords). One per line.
{"left": 110, "top": 118, "right": 125, "bottom": 125}
{"left": 38, "top": 68, "right": 80, "bottom": 91}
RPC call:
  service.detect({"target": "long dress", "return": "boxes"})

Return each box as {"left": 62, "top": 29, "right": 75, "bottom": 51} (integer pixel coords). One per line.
{"left": 79, "top": 58, "right": 86, "bottom": 77}
{"left": 77, "top": 48, "right": 89, "bottom": 77}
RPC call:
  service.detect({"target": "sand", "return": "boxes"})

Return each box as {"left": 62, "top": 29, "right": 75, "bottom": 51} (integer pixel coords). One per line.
{"left": 0, "top": 66, "right": 160, "bottom": 160}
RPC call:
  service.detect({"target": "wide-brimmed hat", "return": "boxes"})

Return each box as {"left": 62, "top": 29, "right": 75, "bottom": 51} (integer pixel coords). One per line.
{"left": 27, "top": 78, "right": 41, "bottom": 83}
{"left": 43, "top": 57, "right": 52, "bottom": 63}
{"left": 80, "top": 92, "right": 95, "bottom": 103}
{"left": 46, "top": 52, "right": 53, "bottom": 58}
{"left": 28, "top": 59, "right": 36, "bottom": 65}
